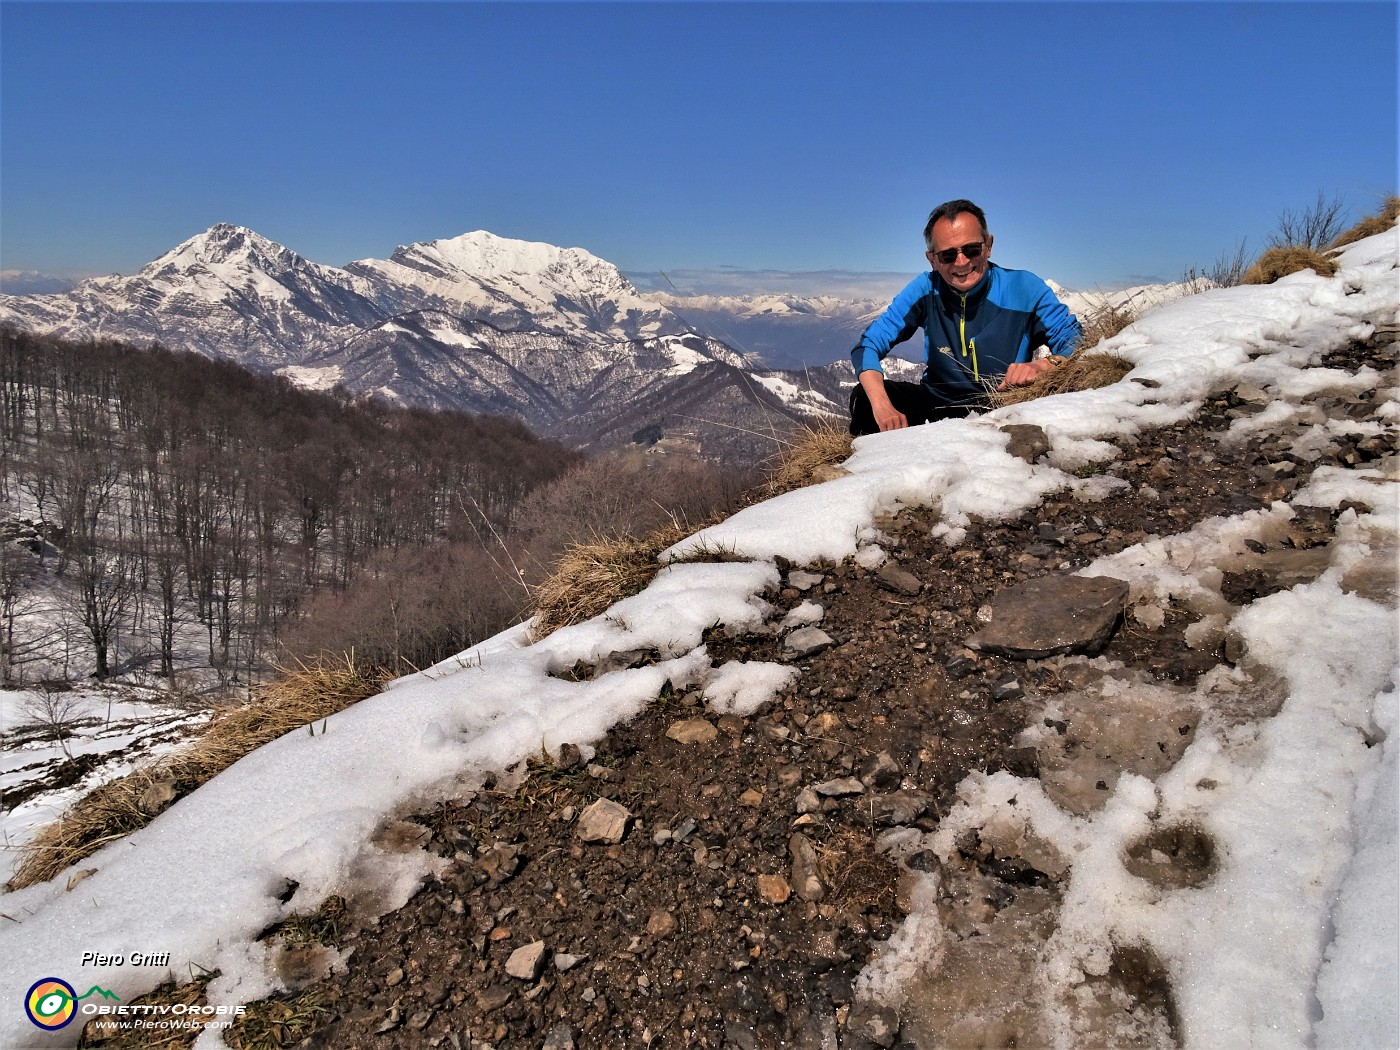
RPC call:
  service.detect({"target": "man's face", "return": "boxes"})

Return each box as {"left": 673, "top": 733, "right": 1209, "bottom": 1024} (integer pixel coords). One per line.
{"left": 926, "top": 212, "right": 992, "bottom": 294}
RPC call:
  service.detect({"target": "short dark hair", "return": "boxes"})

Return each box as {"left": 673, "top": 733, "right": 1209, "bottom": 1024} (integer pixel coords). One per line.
{"left": 924, "top": 199, "right": 989, "bottom": 248}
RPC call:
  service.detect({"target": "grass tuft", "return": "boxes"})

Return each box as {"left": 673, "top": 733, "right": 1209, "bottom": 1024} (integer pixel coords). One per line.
{"left": 1242, "top": 245, "right": 1339, "bottom": 284}
{"left": 1329, "top": 196, "right": 1400, "bottom": 249}
{"left": 763, "top": 421, "right": 854, "bottom": 496}
{"left": 9, "top": 654, "right": 387, "bottom": 891}
{"left": 530, "top": 523, "right": 695, "bottom": 638}
{"left": 988, "top": 346, "right": 1136, "bottom": 409}
{"left": 227, "top": 988, "right": 332, "bottom": 1050}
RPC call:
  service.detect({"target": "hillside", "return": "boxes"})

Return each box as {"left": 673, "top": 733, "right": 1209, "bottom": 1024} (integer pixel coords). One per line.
{"left": 0, "top": 227, "right": 1395, "bottom": 1049}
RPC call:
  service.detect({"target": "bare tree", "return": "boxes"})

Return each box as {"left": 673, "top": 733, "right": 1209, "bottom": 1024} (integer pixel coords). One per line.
{"left": 1268, "top": 191, "right": 1348, "bottom": 251}
{"left": 71, "top": 533, "right": 137, "bottom": 680}
{"left": 20, "top": 684, "right": 90, "bottom": 759}
{"left": 0, "top": 543, "right": 36, "bottom": 683}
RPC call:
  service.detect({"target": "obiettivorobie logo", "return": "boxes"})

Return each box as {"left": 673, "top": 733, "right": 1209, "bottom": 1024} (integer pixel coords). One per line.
{"left": 24, "top": 978, "right": 119, "bottom": 1030}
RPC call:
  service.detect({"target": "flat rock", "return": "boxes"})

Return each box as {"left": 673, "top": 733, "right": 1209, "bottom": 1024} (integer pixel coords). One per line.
{"left": 666, "top": 717, "right": 718, "bottom": 744}
{"left": 875, "top": 562, "right": 923, "bottom": 596}
{"left": 966, "top": 575, "right": 1130, "bottom": 659}
{"left": 787, "top": 570, "right": 825, "bottom": 591}
{"left": 865, "top": 790, "right": 932, "bottom": 827}
{"left": 505, "top": 940, "right": 547, "bottom": 980}
{"left": 577, "top": 798, "right": 631, "bottom": 844}
{"left": 784, "top": 626, "right": 834, "bottom": 659}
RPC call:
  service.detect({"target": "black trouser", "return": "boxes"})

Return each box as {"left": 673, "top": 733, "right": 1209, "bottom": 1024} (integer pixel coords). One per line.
{"left": 848, "top": 379, "right": 980, "bottom": 436}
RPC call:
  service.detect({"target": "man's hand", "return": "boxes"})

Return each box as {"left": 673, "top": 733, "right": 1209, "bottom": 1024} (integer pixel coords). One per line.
{"left": 859, "top": 370, "right": 908, "bottom": 431}
{"left": 997, "top": 356, "right": 1061, "bottom": 391}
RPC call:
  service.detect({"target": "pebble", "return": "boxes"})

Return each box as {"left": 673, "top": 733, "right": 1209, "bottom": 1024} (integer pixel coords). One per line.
{"left": 783, "top": 626, "right": 835, "bottom": 659}
{"left": 505, "top": 941, "right": 547, "bottom": 980}
{"left": 666, "top": 717, "right": 718, "bottom": 744}
{"left": 576, "top": 798, "right": 631, "bottom": 845}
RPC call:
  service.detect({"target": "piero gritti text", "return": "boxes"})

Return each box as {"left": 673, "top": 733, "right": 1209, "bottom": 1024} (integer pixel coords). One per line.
{"left": 80, "top": 951, "right": 171, "bottom": 967}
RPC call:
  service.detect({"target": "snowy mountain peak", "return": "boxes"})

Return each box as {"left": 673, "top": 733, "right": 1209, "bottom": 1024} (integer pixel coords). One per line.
{"left": 370, "top": 229, "right": 636, "bottom": 300}
{"left": 146, "top": 223, "right": 305, "bottom": 276}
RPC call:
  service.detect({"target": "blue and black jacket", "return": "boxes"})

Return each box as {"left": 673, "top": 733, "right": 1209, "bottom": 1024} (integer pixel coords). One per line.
{"left": 852, "top": 262, "right": 1082, "bottom": 408}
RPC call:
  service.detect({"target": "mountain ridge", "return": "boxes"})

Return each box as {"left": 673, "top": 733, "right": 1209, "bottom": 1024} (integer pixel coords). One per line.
{"left": 0, "top": 224, "right": 842, "bottom": 459}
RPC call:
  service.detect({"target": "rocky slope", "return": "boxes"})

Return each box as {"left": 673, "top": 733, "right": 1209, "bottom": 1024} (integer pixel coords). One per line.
{"left": 85, "top": 323, "right": 1393, "bottom": 1050}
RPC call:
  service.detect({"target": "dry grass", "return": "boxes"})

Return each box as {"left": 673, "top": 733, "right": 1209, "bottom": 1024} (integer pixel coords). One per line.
{"left": 78, "top": 971, "right": 216, "bottom": 1048}
{"left": 764, "top": 421, "right": 854, "bottom": 496}
{"left": 530, "top": 522, "right": 695, "bottom": 638}
{"left": 1242, "top": 245, "right": 1339, "bottom": 284}
{"left": 988, "top": 346, "right": 1136, "bottom": 409}
{"left": 9, "top": 654, "right": 387, "bottom": 891}
{"left": 227, "top": 988, "right": 332, "bottom": 1050}
{"left": 1329, "top": 196, "right": 1400, "bottom": 248}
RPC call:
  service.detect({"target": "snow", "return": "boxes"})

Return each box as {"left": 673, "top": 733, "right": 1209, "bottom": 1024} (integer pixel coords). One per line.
{"left": 0, "top": 690, "right": 211, "bottom": 885}
{"left": 0, "top": 228, "right": 1396, "bottom": 1048}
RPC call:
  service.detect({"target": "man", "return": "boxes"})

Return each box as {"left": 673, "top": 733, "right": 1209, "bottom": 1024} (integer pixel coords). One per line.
{"left": 850, "top": 199, "right": 1081, "bottom": 435}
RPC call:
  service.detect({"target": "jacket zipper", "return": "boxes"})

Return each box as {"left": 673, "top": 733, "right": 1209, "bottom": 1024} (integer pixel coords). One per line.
{"left": 959, "top": 294, "right": 979, "bottom": 382}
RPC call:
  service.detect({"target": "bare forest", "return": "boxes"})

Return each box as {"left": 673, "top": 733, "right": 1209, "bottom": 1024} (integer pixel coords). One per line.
{"left": 0, "top": 330, "right": 753, "bottom": 690}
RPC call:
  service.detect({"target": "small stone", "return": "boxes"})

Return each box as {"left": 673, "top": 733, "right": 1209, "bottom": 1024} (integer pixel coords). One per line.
{"left": 757, "top": 874, "right": 792, "bottom": 904}
{"left": 585, "top": 763, "right": 622, "bottom": 782}
{"left": 991, "top": 676, "right": 1025, "bottom": 702}
{"left": 1232, "top": 382, "right": 1271, "bottom": 404}
{"left": 554, "top": 952, "right": 585, "bottom": 972}
{"left": 408, "top": 1009, "right": 434, "bottom": 1031}
{"left": 795, "top": 786, "right": 822, "bottom": 813}
{"left": 505, "top": 940, "right": 547, "bottom": 980}
{"left": 672, "top": 817, "right": 698, "bottom": 842}
{"left": 542, "top": 1025, "right": 576, "bottom": 1050}
{"left": 577, "top": 798, "right": 632, "bottom": 844}
{"left": 814, "top": 777, "right": 865, "bottom": 797}
{"left": 788, "top": 570, "right": 825, "bottom": 591}
{"left": 857, "top": 751, "right": 901, "bottom": 790}
{"left": 666, "top": 717, "right": 718, "bottom": 744}
{"left": 385, "top": 967, "right": 405, "bottom": 987}
{"left": 866, "top": 791, "right": 932, "bottom": 827}
{"left": 784, "top": 626, "right": 835, "bottom": 659}
{"left": 789, "top": 833, "right": 825, "bottom": 902}
{"left": 875, "top": 562, "right": 922, "bottom": 596}
{"left": 739, "top": 788, "right": 765, "bottom": 807}
{"left": 945, "top": 650, "right": 979, "bottom": 679}
{"left": 647, "top": 910, "right": 677, "bottom": 937}
{"left": 847, "top": 1001, "right": 901, "bottom": 1048}
{"left": 555, "top": 743, "right": 584, "bottom": 771}
{"left": 475, "top": 984, "right": 513, "bottom": 1011}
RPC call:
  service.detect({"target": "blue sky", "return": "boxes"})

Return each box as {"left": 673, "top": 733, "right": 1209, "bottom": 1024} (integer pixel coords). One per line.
{"left": 1, "top": 1, "right": 1395, "bottom": 294}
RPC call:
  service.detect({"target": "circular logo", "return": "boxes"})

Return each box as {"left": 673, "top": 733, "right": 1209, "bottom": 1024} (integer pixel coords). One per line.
{"left": 25, "top": 978, "right": 77, "bottom": 1030}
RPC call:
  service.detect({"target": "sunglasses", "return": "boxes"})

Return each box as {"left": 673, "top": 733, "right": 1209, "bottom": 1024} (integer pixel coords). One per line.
{"left": 931, "top": 241, "right": 986, "bottom": 265}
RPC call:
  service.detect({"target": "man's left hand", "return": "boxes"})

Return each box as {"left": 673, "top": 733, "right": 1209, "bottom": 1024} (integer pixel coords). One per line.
{"left": 998, "top": 357, "right": 1061, "bottom": 391}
